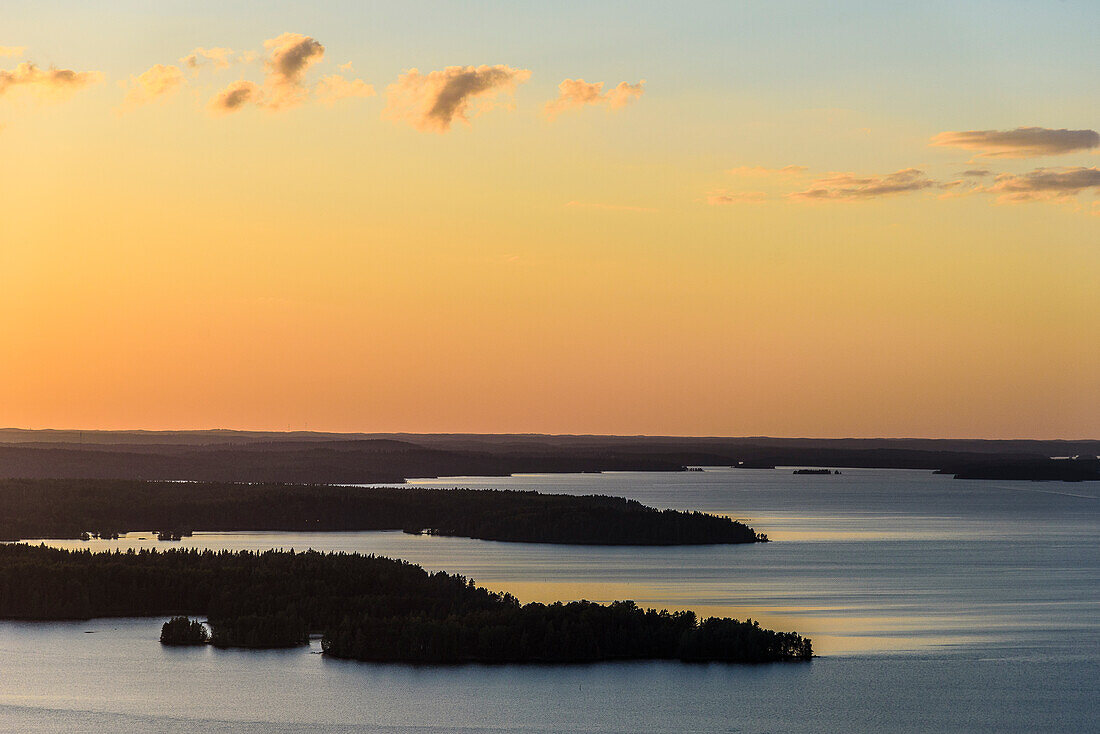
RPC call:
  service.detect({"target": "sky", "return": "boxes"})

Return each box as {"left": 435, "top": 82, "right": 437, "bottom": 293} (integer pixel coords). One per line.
{"left": 1, "top": 1, "right": 1098, "bottom": 438}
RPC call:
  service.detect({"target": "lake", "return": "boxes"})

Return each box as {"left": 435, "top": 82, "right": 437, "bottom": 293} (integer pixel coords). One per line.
{"left": 2, "top": 468, "right": 1097, "bottom": 732}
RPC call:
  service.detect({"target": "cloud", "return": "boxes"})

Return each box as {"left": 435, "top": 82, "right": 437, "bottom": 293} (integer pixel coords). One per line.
{"left": 707, "top": 161, "right": 1097, "bottom": 212}
{"left": 120, "top": 63, "right": 185, "bottom": 107}
{"left": 208, "top": 80, "right": 260, "bottom": 113}
{"left": 545, "top": 79, "right": 602, "bottom": 116}
{"left": 789, "top": 168, "right": 937, "bottom": 201}
{"left": 726, "top": 165, "right": 807, "bottom": 178}
{"left": 207, "top": 33, "right": 326, "bottom": 113}
{"left": 264, "top": 33, "right": 324, "bottom": 84}
{"left": 930, "top": 127, "right": 1099, "bottom": 158}
{"left": 977, "top": 166, "right": 1100, "bottom": 203}
{"left": 544, "top": 78, "right": 644, "bottom": 118}
{"left": 564, "top": 200, "right": 658, "bottom": 212}
{"left": 606, "top": 81, "right": 645, "bottom": 109}
{"left": 706, "top": 190, "right": 768, "bottom": 205}
{"left": 180, "top": 47, "right": 239, "bottom": 70}
{"left": 316, "top": 74, "right": 375, "bottom": 105}
{"left": 0, "top": 61, "right": 102, "bottom": 98}
{"left": 262, "top": 32, "right": 325, "bottom": 109}
{"left": 0, "top": 46, "right": 25, "bottom": 58}
{"left": 385, "top": 64, "right": 531, "bottom": 132}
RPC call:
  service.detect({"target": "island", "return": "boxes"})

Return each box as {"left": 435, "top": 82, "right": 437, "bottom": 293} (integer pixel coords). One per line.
{"left": 0, "top": 479, "right": 767, "bottom": 545}
{"left": 160, "top": 616, "right": 209, "bottom": 645}
{"left": 0, "top": 544, "right": 811, "bottom": 663}
{"left": 792, "top": 469, "right": 838, "bottom": 475}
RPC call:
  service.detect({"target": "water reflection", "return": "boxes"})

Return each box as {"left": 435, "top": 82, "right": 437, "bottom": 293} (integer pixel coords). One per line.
{"left": 6, "top": 468, "right": 1099, "bottom": 732}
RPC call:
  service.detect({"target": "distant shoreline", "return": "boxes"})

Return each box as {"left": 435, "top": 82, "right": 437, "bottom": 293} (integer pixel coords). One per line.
{"left": 1, "top": 431, "right": 1096, "bottom": 485}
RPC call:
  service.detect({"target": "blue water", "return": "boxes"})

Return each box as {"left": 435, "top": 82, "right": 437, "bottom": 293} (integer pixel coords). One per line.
{"left": 3, "top": 468, "right": 1097, "bottom": 732}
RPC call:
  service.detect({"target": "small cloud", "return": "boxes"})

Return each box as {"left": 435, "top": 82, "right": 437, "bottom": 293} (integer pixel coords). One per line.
{"left": 385, "top": 64, "right": 531, "bottom": 133}
{"left": 960, "top": 169, "right": 993, "bottom": 178}
{"left": 706, "top": 190, "right": 768, "bottom": 205}
{"left": 206, "top": 33, "right": 326, "bottom": 114}
{"left": 316, "top": 74, "right": 375, "bottom": 106}
{"left": 565, "top": 200, "right": 658, "bottom": 213}
{"left": 547, "top": 79, "right": 601, "bottom": 116}
{"left": 789, "top": 168, "right": 937, "bottom": 201}
{"left": 0, "top": 46, "right": 25, "bottom": 58}
{"left": 120, "top": 63, "right": 185, "bottom": 108}
{"left": 726, "top": 165, "right": 807, "bottom": 178}
{"left": 264, "top": 33, "right": 323, "bottom": 84}
{"left": 977, "top": 166, "right": 1100, "bottom": 204}
{"left": 930, "top": 127, "right": 1099, "bottom": 158}
{"left": 180, "top": 47, "right": 238, "bottom": 71}
{"left": 208, "top": 80, "right": 260, "bottom": 113}
{"left": 604, "top": 80, "right": 645, "bottom": 109}
{"left": 338, "top": 61, "right": 354, "bottom": 72}
{"left": 262, "top": 32, "right": 325, "bottom": 109}
{"left": 544, "top": 78, "right": 644, "bottom": 118}
{"left": 0, "top": 61, "right": 102, "bottom": 99}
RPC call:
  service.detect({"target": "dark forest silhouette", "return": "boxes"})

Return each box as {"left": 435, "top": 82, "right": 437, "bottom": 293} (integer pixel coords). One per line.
{"left": 1, "top": 431, "right": 1092, "bottom": 485}
{"left": 0, "top": 479, "right": 765, "bottom": 545}
{"left": 0, "top": 545, "right": 811, "bottom": 663}
{"left": 160, "top": 615, "right": 208, "bottom": 645}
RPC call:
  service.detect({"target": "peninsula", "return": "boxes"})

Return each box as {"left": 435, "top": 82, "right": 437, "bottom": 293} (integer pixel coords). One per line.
{"left": 0, "top": 544, "right": 812, "bottom": 664}
{"left": 0, "top": 479, "right": 766, "bottom": 545}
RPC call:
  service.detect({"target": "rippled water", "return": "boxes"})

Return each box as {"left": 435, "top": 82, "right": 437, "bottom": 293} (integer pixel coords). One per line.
{"left": 3, "top": 468, "right": 1098, "bottom": 732}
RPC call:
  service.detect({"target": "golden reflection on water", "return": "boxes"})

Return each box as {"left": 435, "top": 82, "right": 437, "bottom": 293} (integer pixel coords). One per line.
{"left": 488, "top": 580, "right": 1008, "bottom": 655}
{"left": 744, "top": 513, "right": 1011, "bottom": 542}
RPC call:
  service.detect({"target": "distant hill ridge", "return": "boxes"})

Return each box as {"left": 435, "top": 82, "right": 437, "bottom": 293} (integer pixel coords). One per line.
{"left": 0, "top": 430, "right": 1095, "bottom": 483}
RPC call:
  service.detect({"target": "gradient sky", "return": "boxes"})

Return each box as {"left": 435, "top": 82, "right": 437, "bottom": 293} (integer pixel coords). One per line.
{"left": 2, "top": 1, "right": 1098, "bottom": 437}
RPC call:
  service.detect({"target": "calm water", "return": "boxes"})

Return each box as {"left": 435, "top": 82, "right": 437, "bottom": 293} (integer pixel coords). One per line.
{"left": 3, "top": 468, "right": 1098, "bottom": 732}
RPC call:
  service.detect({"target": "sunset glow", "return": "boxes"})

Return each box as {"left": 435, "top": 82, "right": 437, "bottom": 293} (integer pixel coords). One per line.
{"left": 2, "top": 2, "right": 1097, "bottom": 437}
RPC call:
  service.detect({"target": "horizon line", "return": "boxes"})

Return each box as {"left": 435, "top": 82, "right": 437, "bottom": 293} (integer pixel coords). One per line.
{"left": 1, "top": 427, "right": 1098, "bottom": 442}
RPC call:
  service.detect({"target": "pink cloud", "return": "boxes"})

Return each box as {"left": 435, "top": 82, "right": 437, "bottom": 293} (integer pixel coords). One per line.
{"left": 0, "top": 61, "right": 102, "bottom": 98}
{"left": 978, "top": 166, "right": 1100, "bottom": 203}
{"left": 545, "top": 78, "right": 644, "bottom": 118}
{"left": 789, "top": 168, "right": 937, "bottom": 201}
{"left": 385, "top": 64, "right": 532, "bottom": 133}
{"left": 121, "top": 64, "right": 185, "bottom": 108}
{"left": 930, "top": 127, "right": 1099, "bottom": 158}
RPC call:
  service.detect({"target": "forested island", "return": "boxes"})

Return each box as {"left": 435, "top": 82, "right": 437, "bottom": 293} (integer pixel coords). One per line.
{"left": 160, "top": 615, "right": 209, "bottom": 645}
{"left": 0, "top": 544, "right": 812, "bottom": 663}
{"left": 0, "top": 479, "right": 765, "bottom": 545}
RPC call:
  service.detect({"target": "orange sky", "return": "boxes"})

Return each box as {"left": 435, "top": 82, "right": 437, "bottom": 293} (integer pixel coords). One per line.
{"left": 2, "top": 4, "right": 1098, "bottom": 438}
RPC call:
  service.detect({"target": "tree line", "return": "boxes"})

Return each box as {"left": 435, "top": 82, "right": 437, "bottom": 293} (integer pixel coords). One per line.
{"left": 0, "top": 479, "right": 765, "bottom": 545}
{"left": 0, "top": 544, "right": 810, "bottom": 663}
{"left": 322, "top": 601, "right": 812, "bottom": 663}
